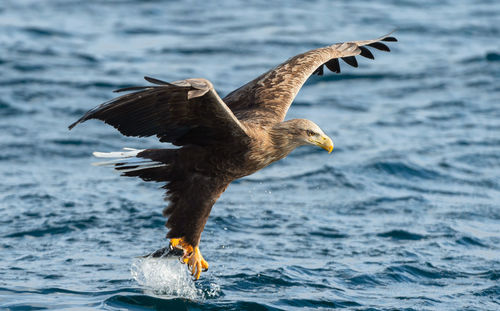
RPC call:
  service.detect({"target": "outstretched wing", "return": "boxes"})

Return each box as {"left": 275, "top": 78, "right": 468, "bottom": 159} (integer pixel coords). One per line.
{"left": 69, "top": 77, "right": 248, "bottom": 146}
{"left": 223, "top": 32, "right": 397, "bottom": 124}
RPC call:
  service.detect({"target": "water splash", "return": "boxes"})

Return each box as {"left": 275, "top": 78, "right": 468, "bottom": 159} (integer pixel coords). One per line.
{"left": 130, "top": 256, "right": 200, "bottom": 299}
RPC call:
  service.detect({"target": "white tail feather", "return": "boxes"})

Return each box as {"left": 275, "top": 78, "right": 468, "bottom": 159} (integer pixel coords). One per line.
{"left": 93, "top": 148, "right": 143, "bottom": 158}
{"left": 92, "top": 148, "right": 166, "bottom": 172}
{"left": 118, "top": 163, "right": 167, "bottom": 173}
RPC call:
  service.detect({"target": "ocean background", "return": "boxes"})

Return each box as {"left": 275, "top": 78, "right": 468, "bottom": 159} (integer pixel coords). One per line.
{"left": 1, "top": 0, "right": 499, "bottom": 310}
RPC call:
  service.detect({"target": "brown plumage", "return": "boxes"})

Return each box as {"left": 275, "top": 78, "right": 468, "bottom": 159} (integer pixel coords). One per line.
{"left": 69, "top": 32, "right": 397, "bottom": 279}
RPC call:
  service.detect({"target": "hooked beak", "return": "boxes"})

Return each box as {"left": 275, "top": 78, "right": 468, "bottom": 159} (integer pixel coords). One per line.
{"left": 313, "top": 135, "right": 334, "bottom": 153}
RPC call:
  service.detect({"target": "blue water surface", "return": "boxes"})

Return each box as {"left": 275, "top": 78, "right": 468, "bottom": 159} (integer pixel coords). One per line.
{"left": 1, "top": 0, "right": 499, "bottom": 310}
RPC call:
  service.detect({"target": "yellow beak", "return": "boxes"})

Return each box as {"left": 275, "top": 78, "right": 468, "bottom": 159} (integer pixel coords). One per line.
{"left": 315, "top": 135, "right": 334, "bottom": 153}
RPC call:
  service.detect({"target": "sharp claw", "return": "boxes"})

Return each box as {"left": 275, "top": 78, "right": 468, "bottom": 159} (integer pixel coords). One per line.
{"left": 194, "top": 262, "right": 201, "bottom": 280}
{"left": 201, "top": 258, "right": 209, "bottom": 271}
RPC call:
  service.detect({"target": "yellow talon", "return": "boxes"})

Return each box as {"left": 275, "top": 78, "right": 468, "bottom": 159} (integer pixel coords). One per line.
{"left": 170, "top": 238, "right": 208, "bottom": 280}
{"left": 170, "top": 238, "right": 181, "bottom": 248}
{"left": 170, "top": 237, "right": 193, "bottom": 253}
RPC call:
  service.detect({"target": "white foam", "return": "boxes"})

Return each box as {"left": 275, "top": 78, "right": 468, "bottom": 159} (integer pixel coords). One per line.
{"left": 130, "top": 257, "right": 200, "bottom": 299}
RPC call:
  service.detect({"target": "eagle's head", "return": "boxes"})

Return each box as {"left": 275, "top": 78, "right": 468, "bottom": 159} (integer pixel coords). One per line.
{"left": 275, "top": 119, "right": 334, "bottom": 153}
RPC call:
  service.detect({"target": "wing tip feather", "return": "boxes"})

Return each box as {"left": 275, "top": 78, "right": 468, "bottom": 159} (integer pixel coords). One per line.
{"left": 68, "top": 122, "right": 77, "bottom": 130}
{"left": 367, "top": 42, "right": 391, "bottom": 52}
{"left": 68, "top": 116, "right": 88, "bottom": 130}
{"left": 382, "top": 36, "right": 398, "bottom": 42}
{"left": 322, "top": 31, "right": 396, "bottom": 74}
{"left": 144, "top": 76, "right": 169, "bottom": 85}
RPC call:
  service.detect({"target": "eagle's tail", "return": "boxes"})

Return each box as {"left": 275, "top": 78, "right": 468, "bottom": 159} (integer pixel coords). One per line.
{"left": 93, "top": 148, "right": 165, "bottom": 172}
{"left": 92, "top": 148, "right": 175, "bottom": 183}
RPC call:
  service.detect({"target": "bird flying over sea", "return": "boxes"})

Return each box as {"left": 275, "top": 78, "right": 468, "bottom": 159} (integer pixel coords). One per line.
{"left": 69, "top": 32, "right": 397, "bottom": 280}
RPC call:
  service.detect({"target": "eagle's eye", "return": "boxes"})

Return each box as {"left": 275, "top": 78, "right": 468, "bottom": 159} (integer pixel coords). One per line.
{"left": 306, "top": 130, "right": 315, "bottom": 137}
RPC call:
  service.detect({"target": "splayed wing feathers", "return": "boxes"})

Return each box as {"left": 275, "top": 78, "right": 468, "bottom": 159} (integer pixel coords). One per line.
{"left": 69, "top": 77, "right": 248, "bottom": 147}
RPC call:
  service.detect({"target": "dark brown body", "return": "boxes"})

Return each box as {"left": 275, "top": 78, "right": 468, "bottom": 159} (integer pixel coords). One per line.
{"left": 138, "top": 121, "right": 297, "bottom": 246}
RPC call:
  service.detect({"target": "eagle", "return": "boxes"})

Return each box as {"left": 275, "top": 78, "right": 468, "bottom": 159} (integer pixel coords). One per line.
{"left": 69, "top": 32, "right": 397, "bottom": 279}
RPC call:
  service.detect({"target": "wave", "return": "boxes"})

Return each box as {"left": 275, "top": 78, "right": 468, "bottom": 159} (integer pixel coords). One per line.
{"left": 105, "top": 295, "right": 196, "bottom": 310}
{"left": 310, "top": 227, "right": 349, "bottom": 239}
{"left": 71, "top": 52, "right": 99, "bottom": 63}
{"left": 364, "top": 160, "right": 442, "bottom": 180}
{"left": 105, "top": 295, "right": 286, "bottom": 311}
{"left": 0, "top": 285, "right": 140, "bottom": 296}
{"left": 156, "top": 46, "right": 255, "bottom": 56}
{"left": 4, "top": 216, "right": 99, "bottom": 238}
{"left": 119, "top": 27, "right": 164, "bottom": 35}
{"left": 240, "top": 165, "right": 360, "bottom": 189}
{"left": 377, "top": 230, "right": 426, "bottom": 241}
{"left": 473, "top": 285, "right": 500, "bottom": 304}
{"left": 456, "top": 236, "right": 488, "bottom": 247}
{"left": 22, "top": 26, "right": 71, "bottom": 38}
{"left": 455, "top": 152, "right": 500, "bottom": 168}
{"left": 384, "top": 264, "right": 460, "bottom": 283}
{"left": 0, "top": 78, "right": 130, "bottom": 90}
{"left": 11, "top": 63, "right": 47, "bottom": 72}
{"left": 49, "top": 138, "right": 102, "bottom": 146}
{"left": 277, "top": 298, "right": 361, "bottom": 309}
{"left": 486, "top": 52, "right": 500, "bottom": 62}
{"left": 0, "top": 100, "right": 23, "bottom": 117}
{"left": 462, "top": 52, "right": 500, "bottom": 64}
{"left": 378, "top": 181, "right": 479, "bottom": 197}
{"left": 307, "top": 72, "right": 424, "bottom": 84}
